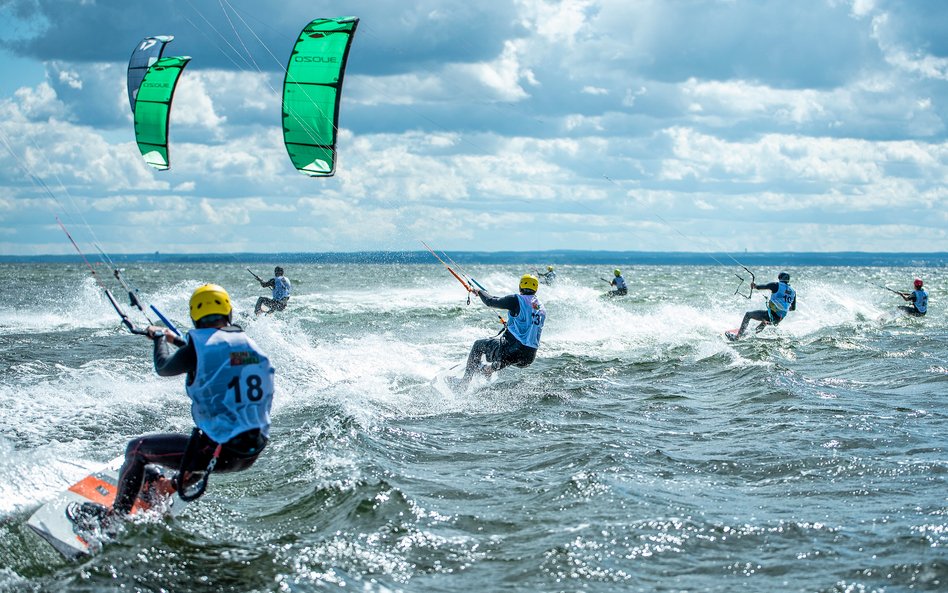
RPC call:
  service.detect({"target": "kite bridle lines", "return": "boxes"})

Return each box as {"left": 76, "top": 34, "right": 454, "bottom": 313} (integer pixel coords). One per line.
{"left": 182, "top": 0, "right": 351, "bottom": 173}
{"left": 0, "top": 127, "right": 178, "bottom": 336}
{"left": 422, "top": 240, "right": 506, "bottom": 328}
{"left": 57, "top": 218, "right": 148, "bottom": 336}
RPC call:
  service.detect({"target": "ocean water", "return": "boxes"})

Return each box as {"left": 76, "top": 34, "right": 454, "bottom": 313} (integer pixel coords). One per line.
{"left": 0, "top": 262, "right": 944, "bottom": 593}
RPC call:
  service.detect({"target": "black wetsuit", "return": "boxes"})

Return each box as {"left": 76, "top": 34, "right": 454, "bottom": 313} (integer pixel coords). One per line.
{"left": 737, "top": 282, "right": 797, "bottom": 337}
{"left": 463, "top": 292, "right": 538, "bottom": 380}
{"left": 254, "top": 278, "right": 289, "bottom": 314}
{"left": 112, "top": 327, "right": 266, "bottom": 514}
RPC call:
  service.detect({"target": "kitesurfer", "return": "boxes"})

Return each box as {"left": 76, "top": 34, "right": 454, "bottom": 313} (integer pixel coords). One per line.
{"left": 897, "top": 278, "right": 928, "bottom": 317}
{"left": 535, "top": 265, "right": 557, "bottom": 285}
{"left": 607, "top": 269, "right": 628, "bottom": 297}
{"left": 67, "top": 284, "right": 274, "bottom": 531}
{"left": 254, "top": 266, "right": 291, "bottom": 315}
{"left": 731, "top": 271, "right": 797, "bottom": 339}
{"left": 456, "top": 274, "right": 547, "bottom": 386}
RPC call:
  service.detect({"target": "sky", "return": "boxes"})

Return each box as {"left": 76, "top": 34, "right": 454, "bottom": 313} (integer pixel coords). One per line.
{"left": 0, "top": 0, "right": 946, "bottom": 255}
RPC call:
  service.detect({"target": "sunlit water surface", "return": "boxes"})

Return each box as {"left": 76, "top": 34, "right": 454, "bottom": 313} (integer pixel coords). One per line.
{"left": 0, "top": 263, "right": 945, "bottom": 592}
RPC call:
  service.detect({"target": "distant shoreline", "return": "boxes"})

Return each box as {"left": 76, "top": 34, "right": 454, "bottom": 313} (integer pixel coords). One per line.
{"left": 2, "top": 251, "right": 947, "bottom": 266}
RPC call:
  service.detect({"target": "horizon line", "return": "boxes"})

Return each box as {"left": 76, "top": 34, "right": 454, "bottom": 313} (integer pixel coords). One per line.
{"left": 2, "top": 249, "right": 947, "bottom": 267}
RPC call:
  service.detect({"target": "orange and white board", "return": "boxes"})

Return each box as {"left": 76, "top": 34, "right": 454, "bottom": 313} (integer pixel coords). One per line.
{"left": 26, "top": 455, "right": 186, "bottom": 558}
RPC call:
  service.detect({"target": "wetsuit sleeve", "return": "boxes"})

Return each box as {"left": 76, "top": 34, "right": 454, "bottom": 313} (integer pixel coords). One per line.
{"left": 757, "top": 282, "right": 779, "bottom": 293}
{"left": 154, "top": 337, "right": 196, "bottom": 377}
{"left": 478, "top": 292, "right": 521, "bottom": 317}
{"left": 790, "top": 294, "right": 797, "bottom": 311}
{"left": 262, "top": 278, "right": 275, "bottom": 288}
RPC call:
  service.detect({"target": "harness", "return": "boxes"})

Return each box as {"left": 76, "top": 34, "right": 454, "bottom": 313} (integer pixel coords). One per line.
{"left": 174, "top": 428, "right": 222, "bottom": 502}
{"left": 173, "top": 427, "right": 268, "bottom": 501}
{"left": 493, "top": 319, "right": 508, "bottom": 338}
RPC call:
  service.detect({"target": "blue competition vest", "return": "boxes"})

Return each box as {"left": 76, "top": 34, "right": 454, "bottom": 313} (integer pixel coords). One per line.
{"left": 506, "top": 294, "right": 546, "bottom": 349}
{"left": 913, "top": 289, "right": 928, "bottom": 314}
{"left": 186, "top": 328, "right": 275, "bottom": 444}
{"left": 272, "top": 276, "right": 291, "bottom": 301}
{"left": 613, "top": 276, "right": 627, "bottom": 290}
{"left": 768, "top": 282, "right": 796, "bottom": 318}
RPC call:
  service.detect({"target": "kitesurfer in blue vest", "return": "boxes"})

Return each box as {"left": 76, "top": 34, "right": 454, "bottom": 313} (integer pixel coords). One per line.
{"left": 608, "top": 269, "right": 628, "bottom": 297}
{"left": 731, "top": 271, "right": 797, "bottom": 339}
{"left": 67, "top": 284, "right": 274, "bottom": 531}
{"left": 534, "top": 265, "right": 556, "bottom": 286}
{"left": 897, "top": 278, "right": 928, "bottom": 317}
{"left": 254, "top": 266, "right": 291, "bottom": 315}
{"left": 457, "top": 274, "right": 547, "bottom": 385}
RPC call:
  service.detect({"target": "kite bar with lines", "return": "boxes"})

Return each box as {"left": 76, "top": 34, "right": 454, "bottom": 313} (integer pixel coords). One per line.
{"left": 734, "top": 266, "right": 756, "bottom": 299}
{"left": 57, "top": 218, "right": 149, "bottom": 336}
{"left": 436, "top": 246, "right": 490, "bottom": 293}
{"left": 421, "top": 240, "right": 474, "bottom": 293}
{"left": 96, "top": 246, "right": 181, "bottom": 336}
{"left": 421, "top": 240, "right": 508, "bottom": 329}
{"left": 247, "top": 268, "right": 265, "bottom": 284}
{"left": 869, "top": 281, "right": 906, "bottom": 297}
{"left": 150, "top": 305, "right": 181, "bottom": 336}
{"left": 103, "top": 290, "right": 150, "bottom": 336}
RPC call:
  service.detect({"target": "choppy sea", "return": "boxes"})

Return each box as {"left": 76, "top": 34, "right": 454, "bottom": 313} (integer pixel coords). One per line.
{"left": 0, "top": 262, "right": 944, "bottom": 592}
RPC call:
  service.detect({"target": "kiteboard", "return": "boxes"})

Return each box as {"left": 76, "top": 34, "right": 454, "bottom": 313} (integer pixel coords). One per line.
{"left": 433, "top": 363, "right": 467, "bottom": 396}
{"left": 433, "top": 362, "right": 498, "bottom": 395}
{"left": 27, "top": 455, "right": 186, "bottom": 558}
{"left": 724, "top": 329, "right": 740, "bottom": 341}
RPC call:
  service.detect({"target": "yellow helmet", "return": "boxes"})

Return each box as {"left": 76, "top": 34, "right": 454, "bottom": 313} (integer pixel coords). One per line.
{"left": 189, "top": 284, "right": 232, "bottom": 323}
{"left": 519, "top": 274, "right": 539, "bottom": 292}
{"left": 547, "top": 265, "right": 554, "bottom": 271}
{"left": 614, "top": 269, "right": 621, "bottom": 277}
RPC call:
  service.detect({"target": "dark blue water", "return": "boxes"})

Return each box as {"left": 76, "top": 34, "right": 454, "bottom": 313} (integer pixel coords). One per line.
{"left": 0, "top": 263, "right": 945, "bottom": 592}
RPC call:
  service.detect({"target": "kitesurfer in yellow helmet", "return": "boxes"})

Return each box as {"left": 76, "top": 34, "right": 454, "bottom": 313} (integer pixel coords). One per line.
{"left": 605, "top": 269, "right": 628, "bottom": 297}
{"left": 456, "top": 273, "right": 547, "bottom": 386}
{"left": 533, "top": 265, "right": 557, "bottom": 286}
{"left": 67, "top": 284, "right": 275, "bottom": 532}
{"left": 254, "top": 266, "right": 291, "bottom": 315}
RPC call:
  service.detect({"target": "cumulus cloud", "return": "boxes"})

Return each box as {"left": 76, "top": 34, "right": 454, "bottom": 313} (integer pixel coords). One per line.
{"left": 662, "top": 126, "right": 944, "bottom": 185}
{"left": 682, "top": 79, "right": 829, "bottom": 125}
{"left": 871, "top": 13, "right": 948, "bottom": 81}
{"left": 10, "top": 82, "right": 65, "bottom": 120}
{"left": 0, "top": 86, "right": 165, "bottom": 194}
{"left": 170, "top": 73, "right": 227, "bottom": 140}
{"left": 1, "top": 0, "right": 947, "bottom": 254}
